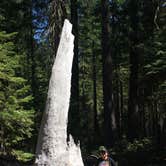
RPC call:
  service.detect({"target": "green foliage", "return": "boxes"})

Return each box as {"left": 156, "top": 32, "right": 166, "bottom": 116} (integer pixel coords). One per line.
{"left": 12, "top": 150, "right": 34, "bottom": 162}
{"left": 0, "top": 30, "right": 34, "bottom": 154}
{"left": 126, "top": 138, "right": 153, "bottom": 152}
{"left": 108, "top": 138, "right": 165, "bottom": 166}
{"left": 77, "top": 0, "right": 103, "bottom": 148}
{"left": 116, "top": 0, "right": 125, "bottom": 5}
{"left": 111, "top": 137, "right": 153, "bottom": 154}
{"left": 33, "top": 42, "right": 51, "bottom": 111}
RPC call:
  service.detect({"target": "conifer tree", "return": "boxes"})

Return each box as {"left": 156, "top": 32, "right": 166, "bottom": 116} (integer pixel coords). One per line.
{"left": 0, "top": 30, "right": 34, "bottom": 155}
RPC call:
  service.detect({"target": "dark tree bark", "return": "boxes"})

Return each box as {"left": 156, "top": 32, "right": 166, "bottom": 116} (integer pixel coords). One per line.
{"left": 127, "top": 0, "right": 158, "bottom": 141}
{"left": 111, "top": 0, "right": 119, "bottom": 140}
{"left": 120, "top": 80, "right": 124, "bottom": 137}
{"left": 68, "top": 0, "right": 80, "bottom": 142}
{"left": 138, "top": 0, "right": 158, "bottom": 139}
{"left": 49, "top": 0, "right": 67, "bottom": 57}
{"left": 127, "top": 0, "right": 140, "bottom": 141}
{"left": 115, "top": 73, "right": 120, "bottom": 138}
{"left": 92, "top": 41, "right": 100, "bottom": 142}
{"left": 101, "top": 0, "right": 114, "bottom": 146}
{"left": 70, "top": 0, "right": 79, "bottom": 108}
{"left": 139, "top": 90, "right": 146, "bottom": 138}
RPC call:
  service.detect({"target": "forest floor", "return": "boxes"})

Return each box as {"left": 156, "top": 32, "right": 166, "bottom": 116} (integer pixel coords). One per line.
{"left": 0, "top": 145, "right": 165, "bottom": 166}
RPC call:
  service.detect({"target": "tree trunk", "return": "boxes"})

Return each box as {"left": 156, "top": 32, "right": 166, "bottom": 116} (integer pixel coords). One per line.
{"left": 70, "top": 0, "right": 79, "bottom": 104}
{"left": 35, "top": 20, "right": 84, "bottom": 166}
{"left": 92, "top": 40, "right": 99, "bottom": 142}
{"left": 127, "top": 0, "right": 140, "bottom": 141}
{"left": 120, "top": 80, "right": 124, "bottom": 137}
{"left": 115, "top": 76, "right": 120, "bottom": 138}
{"left": 50, "top": 0, "right": 67, "bottom": 58}
{"left": 101, "top": 0, "right": 114, "bottom": 146}
{"left": 68, "top": 0, "right": 80, "bottom": 142}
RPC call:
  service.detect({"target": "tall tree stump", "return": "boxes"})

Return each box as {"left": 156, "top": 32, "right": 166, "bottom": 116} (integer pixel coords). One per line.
{"left": 35, "top": 19, "right": 84, "bottom": 166}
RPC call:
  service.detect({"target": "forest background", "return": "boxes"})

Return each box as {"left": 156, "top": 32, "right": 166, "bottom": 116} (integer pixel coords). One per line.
{"left": 0, "top": 0, "right": 165, "bottom": 165}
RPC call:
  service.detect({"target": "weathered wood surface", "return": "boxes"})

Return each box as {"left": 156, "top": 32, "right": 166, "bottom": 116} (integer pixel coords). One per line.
{"left": 35, "top": 19, "right": 84, "bottom": 166}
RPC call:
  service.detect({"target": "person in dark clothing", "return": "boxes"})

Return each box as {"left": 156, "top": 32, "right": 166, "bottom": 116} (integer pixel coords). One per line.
{"left": 96, "top": 146, "right": 116, "bottom": 166}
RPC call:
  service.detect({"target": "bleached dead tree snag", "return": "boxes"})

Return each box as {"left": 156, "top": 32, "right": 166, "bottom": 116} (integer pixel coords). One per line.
{"left": 35, "top": 19, "right": 84, "bottom": 166}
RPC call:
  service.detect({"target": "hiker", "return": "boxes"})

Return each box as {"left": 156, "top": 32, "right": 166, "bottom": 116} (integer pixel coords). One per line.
{"left": 96, "top": 146, "right": 116, "bottom": 166}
